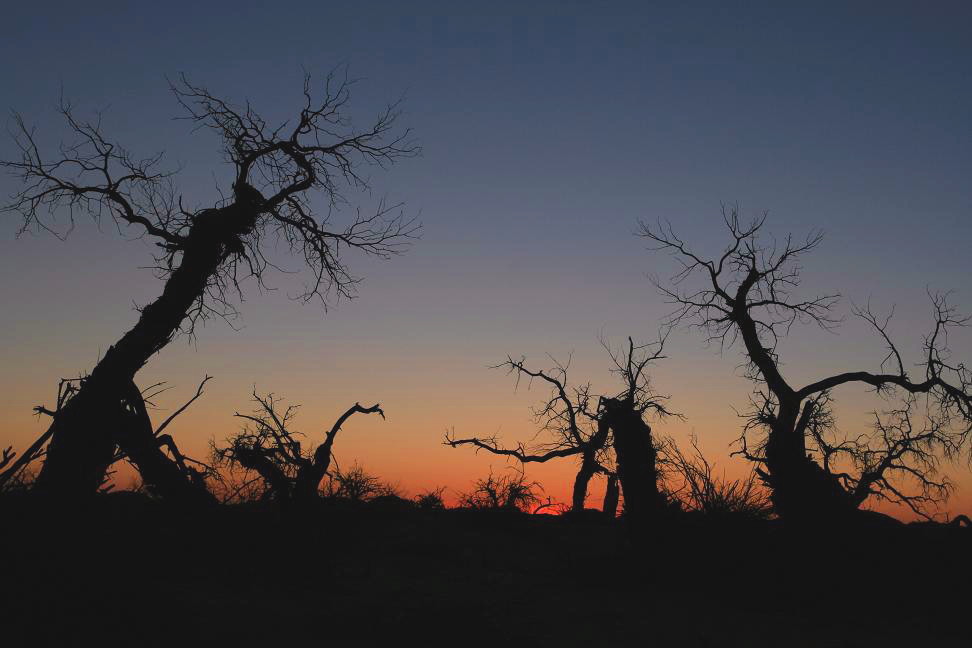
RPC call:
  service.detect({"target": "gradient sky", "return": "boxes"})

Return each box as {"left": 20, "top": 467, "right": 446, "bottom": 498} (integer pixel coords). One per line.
{"left": 2, "top": 1, "right": 971, "bottom": 517}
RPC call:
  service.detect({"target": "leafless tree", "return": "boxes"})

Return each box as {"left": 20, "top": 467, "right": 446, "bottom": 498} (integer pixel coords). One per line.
{"left": 445, "top": 354, "right": 614, "bottom": 513}
{"left": 2, "top": 71, "right": 418, "bottom": 497}
{"left": 446, "top": 332, "right": 678, "bottom": 518}
{"left": 212, "top": 390, "right": 385, "bottom": 502}
{"left": 597, "top": 333, "right": 680, "bottom": 520}
{"left": 641, "top": 206, "right": 972, "bottom": 521}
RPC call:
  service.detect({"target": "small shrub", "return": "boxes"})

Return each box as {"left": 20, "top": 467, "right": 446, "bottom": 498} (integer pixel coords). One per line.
{"left": 414, "top": 487, "right": 447, "bottom": 510}
{"left": 323, "top": 462, "right": 400, "bottom": 502}
{"left": 662, "top": 436, "right": 772, "bottom": 520}
{"left": 457, "top": 469, "right": 543, "bottom": 512}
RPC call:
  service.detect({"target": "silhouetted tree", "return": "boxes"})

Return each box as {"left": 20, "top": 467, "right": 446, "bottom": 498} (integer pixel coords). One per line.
{"left": 213, "top": 390, "right": 385, "bottom": 502}
{"left": 446, "top": 333, "right": 677, "bottom": 518}
{"left": 445, "top": 355, "right": 614, "bottom": 513}
{"left": 2, "top": 71, "right": 418, "bottom": 497}
{"left": 642, "top": 207, "right": 972, "bottom": 521}
{"left": 598, "top": 334, "right": 680, "bottom": 520}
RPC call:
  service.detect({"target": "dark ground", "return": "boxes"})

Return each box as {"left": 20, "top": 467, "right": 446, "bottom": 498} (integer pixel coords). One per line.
{"left": 1, "top": 495, "right": 969, "bottom": 647}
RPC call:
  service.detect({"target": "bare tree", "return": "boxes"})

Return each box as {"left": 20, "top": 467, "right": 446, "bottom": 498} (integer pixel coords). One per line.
{"left": 445, "top": 355, "right": 614, "bottom": 513}
{"left": 2, "top": 71, "right": 418, "bottom": 497}
{"left": 446, "top": 333, "right": 677, "bottom": 518}
{"left": 212, "top": 390, "right": 385, "bottom": 502}
{"left": 598, "top": 334, "right": 680, "bottom": 520}
{"left": 641, "top": 206, "right": 972, "bottom": 521}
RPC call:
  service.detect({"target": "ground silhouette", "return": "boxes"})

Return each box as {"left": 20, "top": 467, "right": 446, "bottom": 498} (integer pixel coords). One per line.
{"left": 1, "top": 493, "right": 969, "bottom": 646}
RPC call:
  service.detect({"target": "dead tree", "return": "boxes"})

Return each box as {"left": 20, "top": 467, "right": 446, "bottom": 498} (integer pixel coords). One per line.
{"left": 445, "top": 355, "right": 614, "bottom": 513}
{"left": 446, "top": 334, "right": 677, "bottom": 518}
{"left": 213, "top": 391, "right": 384, "bottom": 502}
{"left": 641, "top": 207, "right": 972, "bottom": 521}
{"left": 597, "top": 334, "right": 679, "bottom": 520}
{"left": 2, "top": 72, "right": 418, "bottom": 497}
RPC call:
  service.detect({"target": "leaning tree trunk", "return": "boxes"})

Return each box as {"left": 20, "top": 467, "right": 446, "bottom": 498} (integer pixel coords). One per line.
{"left": 115, "top": 380, "right": 215, "bottom": 503}
{"left": 570, "top": 452, "right": 599, "bottom": 513}
{"left": 604, "top": 397, "right": 663, "bottom": 521}
{"left": 34, "top": 195, "right": 261, "bottom": 497}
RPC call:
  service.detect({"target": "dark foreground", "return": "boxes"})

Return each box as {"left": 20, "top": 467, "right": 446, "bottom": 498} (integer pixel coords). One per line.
{"left": 1, "top": 495, "right": 969, "bottom": 647}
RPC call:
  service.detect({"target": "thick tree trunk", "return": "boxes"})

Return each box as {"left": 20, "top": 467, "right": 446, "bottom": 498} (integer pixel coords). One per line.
{"left": 34, "top": 196, "right": 261, "bottom": 497}
{"left": 762, "top": 399, "right": 856, "bottom": 521}
{"left": 31, "top": 386, "right": 120, "bottom": 496}
{"left": 604, "top": 397, "right": 663, "bottom": 520}
{"left": 293, "top": 461, "right": 329, "bottom": 503}
{"left": 293, "top": 428, "right": 337, "bottom": 502}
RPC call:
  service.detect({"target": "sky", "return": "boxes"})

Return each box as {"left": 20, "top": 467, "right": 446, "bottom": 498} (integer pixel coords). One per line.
{"left": 1, "top": 1, "right": 971, "bottom": 517}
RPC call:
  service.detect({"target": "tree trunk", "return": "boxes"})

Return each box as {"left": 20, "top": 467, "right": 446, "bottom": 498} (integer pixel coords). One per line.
{"left": 230, "top": 445, "right": 295, "bottom": 500}
{"left": 114, "top": 380, "right": 215, "bottom": 503}
{"left": 293, "top": 458, "right": 329, "bottom": 503}
{"left": 762, "top": 399, "right": 856, "bottom": 521}
{"left": 604, "top": 397, "right": 663, "bottom": 520}
{"left": 34, "top": 196, "right": 261, "bottom": 497}
{"left": 602, "top": 474, "right": 620, "bottom": 517}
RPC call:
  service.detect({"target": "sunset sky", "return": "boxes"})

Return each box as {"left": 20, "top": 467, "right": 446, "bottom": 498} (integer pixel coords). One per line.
{"left": 2, "top": 2, "right": 971, "bottom": 517}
